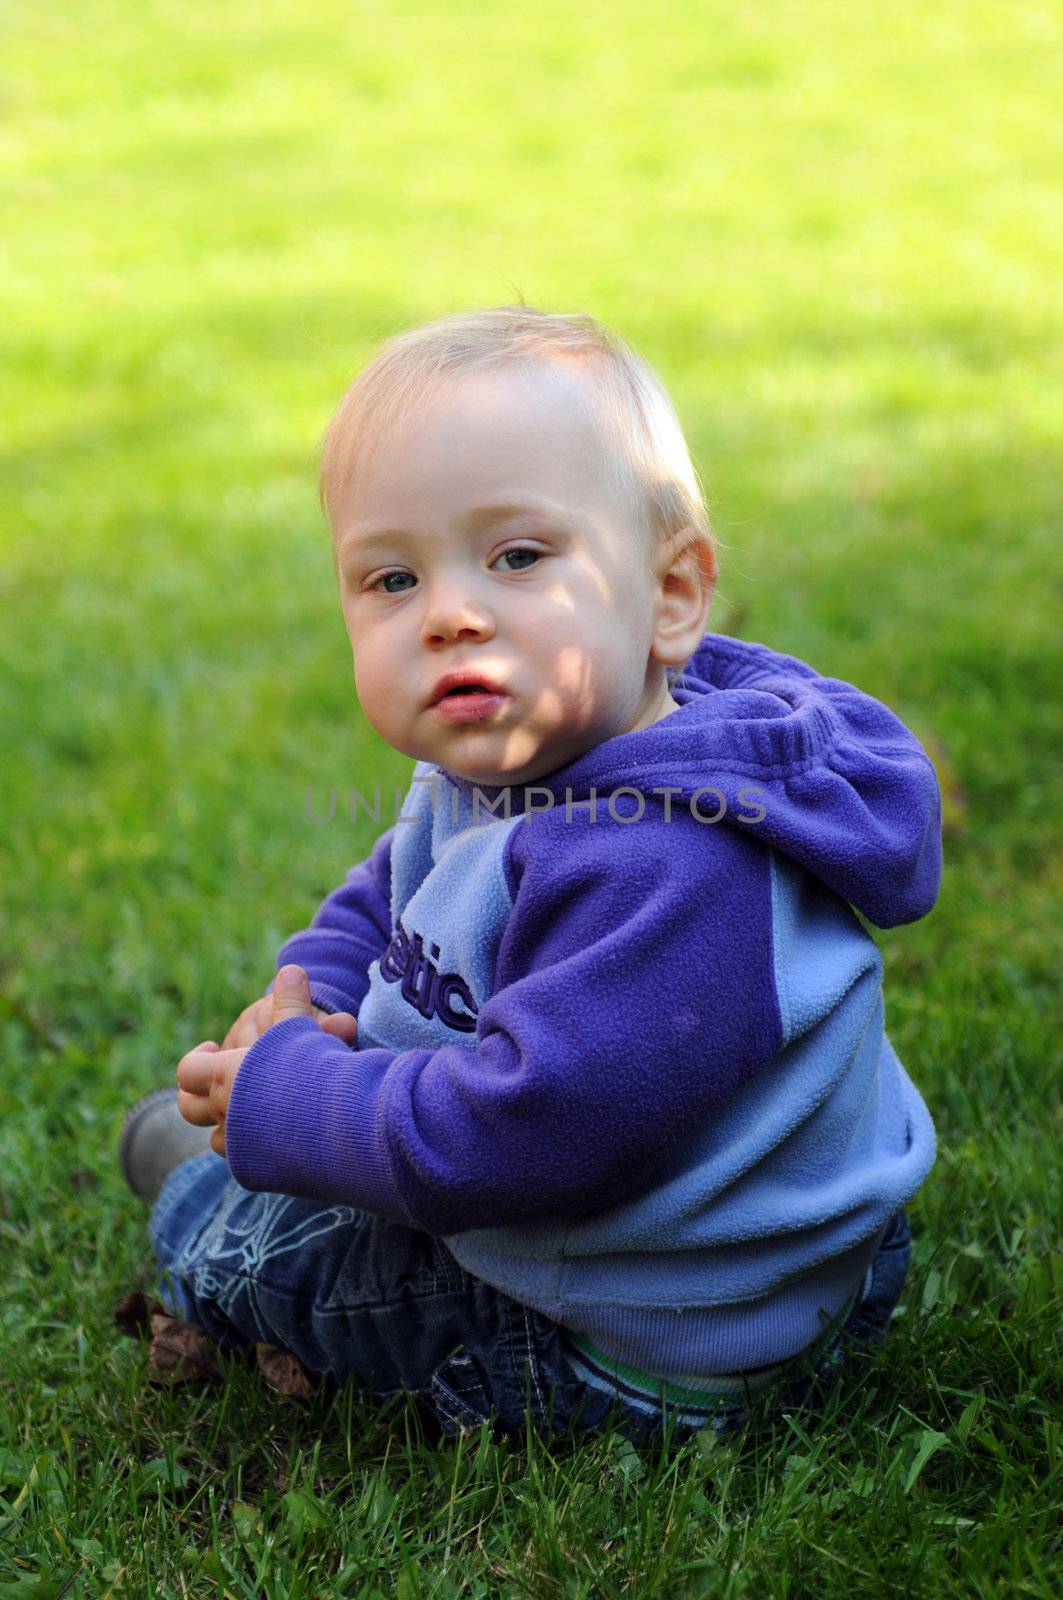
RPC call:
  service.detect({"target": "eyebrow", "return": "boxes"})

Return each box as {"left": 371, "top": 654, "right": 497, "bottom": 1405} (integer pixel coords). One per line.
{"left": 336, "top": 500, "right": 576, "bottom": 564}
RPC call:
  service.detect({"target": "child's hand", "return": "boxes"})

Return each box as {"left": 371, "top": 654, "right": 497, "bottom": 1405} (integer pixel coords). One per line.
{"left": 177, "top": 965, "right": 321, "bottom": 1157}
{"left": 222, "top": 990, "right": 358, "bottom": 1049}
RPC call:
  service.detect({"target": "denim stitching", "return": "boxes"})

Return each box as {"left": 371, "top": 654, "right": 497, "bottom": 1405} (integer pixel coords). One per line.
{"left": 429, "top": 1376, "right": 483, "bottom": 1434}
{"left": 522, "top": 1305, "right": 547, "bottom": 1421}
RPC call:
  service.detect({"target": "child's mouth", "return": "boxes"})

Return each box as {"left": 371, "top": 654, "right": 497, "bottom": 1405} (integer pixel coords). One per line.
{"left": 432, "top": 687, "right": 508, "bottom": 722}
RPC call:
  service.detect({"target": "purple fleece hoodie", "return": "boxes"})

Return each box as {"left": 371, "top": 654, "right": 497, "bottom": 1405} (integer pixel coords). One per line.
{"left": 226, "top": 634, "right": 942, "bottom": 1373}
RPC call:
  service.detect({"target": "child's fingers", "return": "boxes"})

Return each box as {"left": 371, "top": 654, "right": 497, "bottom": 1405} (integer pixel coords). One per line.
{"left": 176, "top": 1040, "right": 245, "bottom": 1145}
{"left": 270, "top": 965, "right": 315, "bottom": 1024}
{"left": 319, "top": 1011, "right": 358, "bottom": 1043}
{"left": 177, "top": 1048, "right": 214, "bottom": 1096}
{"left": 222, "top": 999, "right": 273, "bottom": 1049}
{"left": 176, "top": 1043, "right": 231, "bottom": 1096}
{"left": 177, "top": 1088, "right": 216, "bottom": 1126}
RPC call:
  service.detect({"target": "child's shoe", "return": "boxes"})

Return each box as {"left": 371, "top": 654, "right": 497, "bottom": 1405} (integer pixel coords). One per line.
{"left": 118, "top": 1086, "right": 216, "bottom": 1203}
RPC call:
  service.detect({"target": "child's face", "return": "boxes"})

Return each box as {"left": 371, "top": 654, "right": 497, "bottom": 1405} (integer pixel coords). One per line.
{"left": 332, "top": 361, "right": 677, "bottom": 787}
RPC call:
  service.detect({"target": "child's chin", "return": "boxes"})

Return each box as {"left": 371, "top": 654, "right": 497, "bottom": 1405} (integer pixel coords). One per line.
{"left": 447, "top": 757, "right": 534, "bottom": 787}
{"left": 452, "top": 764, "right": 511, "bottom": 786}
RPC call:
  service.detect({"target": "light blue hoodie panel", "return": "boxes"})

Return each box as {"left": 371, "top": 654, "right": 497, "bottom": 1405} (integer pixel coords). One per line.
{"left": 442, "top": 849, "right": 936, "bottom": 1369}
{"left": 349, "top": 762, "right": 935, "bottom": 1370}
{"left": 354, "top": 762, "right": 521, "bottom": 1056}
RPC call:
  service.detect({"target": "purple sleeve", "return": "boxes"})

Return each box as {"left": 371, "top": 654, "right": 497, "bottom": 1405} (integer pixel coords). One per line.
{"left": 271, "top": 828, "right": 394, "bottom": 1016}
{"left": 225, "top": 808, "right": 784, "bottom": 1232}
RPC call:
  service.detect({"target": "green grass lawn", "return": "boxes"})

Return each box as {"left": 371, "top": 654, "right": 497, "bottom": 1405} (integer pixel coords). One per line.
{"left": 2, "top": 0, "right": 1061, "bottom": 1593}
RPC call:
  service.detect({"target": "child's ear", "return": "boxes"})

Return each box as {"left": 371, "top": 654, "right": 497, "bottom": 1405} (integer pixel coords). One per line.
{"left": 651, "top": 528, "right": 717, "bottom": 667}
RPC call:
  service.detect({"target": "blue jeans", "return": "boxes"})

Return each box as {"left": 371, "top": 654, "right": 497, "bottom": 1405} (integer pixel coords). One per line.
{"left": 149, "top": 1152, "right": 912, "bottom": 1445}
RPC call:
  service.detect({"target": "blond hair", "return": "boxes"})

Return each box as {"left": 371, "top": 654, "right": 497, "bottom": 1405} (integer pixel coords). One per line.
{"left": 316, "top": 307, "right": 714, "bottom": 688}
{"left": 319, "top": 306, "right": 713, "bottom": 571}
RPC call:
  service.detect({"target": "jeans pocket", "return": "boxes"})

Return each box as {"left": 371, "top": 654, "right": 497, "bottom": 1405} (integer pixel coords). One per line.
{"left": 425, "top": 1348, "right": 497, "bottom": 1438}
{"left": 424, "top": 1320, "right": 625, "bottom": 1444}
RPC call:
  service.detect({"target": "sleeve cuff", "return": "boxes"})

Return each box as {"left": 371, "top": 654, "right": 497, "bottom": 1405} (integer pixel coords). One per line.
{"left": 224, "top": 1016, "right": 413, "bottom": 1221}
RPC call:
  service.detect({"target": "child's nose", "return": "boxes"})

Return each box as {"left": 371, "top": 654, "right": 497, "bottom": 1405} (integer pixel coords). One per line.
{"left": 421, "top": 580, "right": 495, "bottom": 647}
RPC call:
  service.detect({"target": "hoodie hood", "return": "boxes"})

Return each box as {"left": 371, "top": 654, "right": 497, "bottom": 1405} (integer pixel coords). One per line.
{"left": 440, "top": 633, "right": 943, "bottom": 929}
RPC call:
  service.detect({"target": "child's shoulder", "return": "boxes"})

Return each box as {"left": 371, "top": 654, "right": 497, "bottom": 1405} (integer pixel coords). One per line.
{"left": 503, "top": 784, "right": 766, "bottom": 903}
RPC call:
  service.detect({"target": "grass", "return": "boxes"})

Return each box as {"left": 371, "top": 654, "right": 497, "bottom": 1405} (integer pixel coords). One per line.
{"left": 1, "top": 0, "right": 1061, "bottom": 1593}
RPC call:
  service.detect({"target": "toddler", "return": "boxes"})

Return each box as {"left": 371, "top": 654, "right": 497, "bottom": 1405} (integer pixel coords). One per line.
{"left": 123, "top": 306, "right": 941, "bottom": 1443}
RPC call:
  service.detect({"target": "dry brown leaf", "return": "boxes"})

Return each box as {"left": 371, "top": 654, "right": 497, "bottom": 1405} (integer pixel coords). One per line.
{"left": 114, "top": 1289, "right": 167, "bottom": 1339}
{"left": 255, "top": 1342, "right": 316, "bottom": 1399}
{"left": 147, "top": 1312, "right": 222, "bottom": 1385}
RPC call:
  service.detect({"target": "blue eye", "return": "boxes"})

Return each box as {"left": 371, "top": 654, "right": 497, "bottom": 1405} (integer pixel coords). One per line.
{"left": 496, "top": 547, "right": 541, "bottom": 572}
{"left": 373, "top": 548, "right": 539, "bottom": 591}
